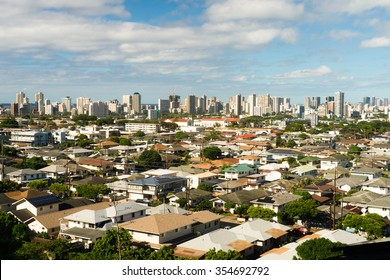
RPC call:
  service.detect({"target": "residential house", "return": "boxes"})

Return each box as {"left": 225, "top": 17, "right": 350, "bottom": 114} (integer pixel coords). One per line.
{"left": 125, "top": 175, "right": 187, "bottom": 201}
{"left": 336, "top": 175, "right": 368, "bottom": 192}
{"left": 229, "top": 219, "right": 291, "bottom": 253}
{"left": 212, "top": 189, "right": 270, "bottom": 209}
{"left": 38, "top": 165, "right": 67, "bottom": 180}
{"left": 9, "top": 194, "right": 61, "bottom": 223}
{"left": 366, "top": 194, "right": 390, "bottom": 219}
{"left": 370, "top": 144, "right": 390, "bottom": 156}
{"left": 224, "top": 164, "right": 257, "bottom": 180}
{"left": 28, "top": 201, "right": 111, "bottom": 237}
{"left": 174, "top": 229, "right": 256, "bottom": 259}
{"left": 64, "top": 147, "right": 94, "bottom": 159}
{"left": 350, "top": 167, "right": 382, "bottom": 180}
{"left": 291, "top": 165, "right": 318, "bottom": 177}
{"left": 213, "top": 178, "right": 249, "bottom": 194}
{"left": 238, "top": 155, "right": 262, "bottom": 166}
{"left": 361, "top": 177, "right": 390, "bottom": 195}
{"left": 246, "top": 173, "right": 267, "bottom": 188}
{"left": 320, "top": 154, "right": 350, "bottom": 170}
{"left": 168, "top": 189, "right": 213, "bottom": 207}
{"left": 78, "top": 157, "right": 114, "bottom": 173}
{"left": 187, "top": 171, "right": 220, "bottom": 189}
{"left": 0, "top": 189, "right": 48, "bottom": 212}
{"left": 341, "top": 190, "right": 382, "bottom": 210}
{"left": 120, "top": 212, "right": 217, "bottom": 249}
{"left": 250, "top": 192, "right": 301, "bottom": 217}
{"left": 7, "top": 168, "right": 47, "bottom": 184}
{"left": 260, "top": 229, "right": 367, "bottom": 260}
{"left": 146, "top": 204, "right": 189, "bottom": 215}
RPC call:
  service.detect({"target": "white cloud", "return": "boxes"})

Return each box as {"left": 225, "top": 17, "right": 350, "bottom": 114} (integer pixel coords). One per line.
{"left": 360, "top": 37, "right": 390, "bottom": 48}
{"left": 206, "top": 0, "right": 304, "bottom": 21}
{"left": 328, "top": 29, "right": 360, "bottom": 41}
{"left": 279, "top": 65, "right": 332, "bottom": 78}
{"left": 314, "top": 0, "right": 390, "bottom": 14}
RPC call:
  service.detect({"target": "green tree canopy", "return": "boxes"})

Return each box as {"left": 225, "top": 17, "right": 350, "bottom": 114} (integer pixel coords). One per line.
{"left": 247, "top": 206, "right": 276, "bottom": 221}
{"left": 133, "top": 130, "right": 146, "bottom": 137}
{"left": 138, "top": 149, "right": 162, "bottom": 168}
{"left": 89, "top": 228, "right": 133, "bottom": 260}
{"left": 0, "top": 118, "right": 19, "bottom": 128}
{"left": 175, "top": 131, "right": 189, "bottom": 140}
{"left": 295, "top": 238, "right": 344, "bottom": 260}
{"left": 277, "top": 198, "right": 319, "bottom": 225}
{"left": 0, "top": 211, "right": 30, "bottom": 259}
{"left": 27, "top": 179, "right": 49, "bottom": 190}
{"left": 204, "top": 248, "right": 243, "bottom": 260}
{"left": 235, "top": 203, "right": 250, "bottom": 218}
{"left": 75, "top": 184, "right": 110, "bottom": 200}
{"left": 197, "top": 183, "right": 214, "bottom": 192}
{"left": 49, "top": 183, "right": 70, "bottom": 198}
{"left": 0, "top": 179, "right": 20, "bottom": 193}
{"left": 202, "top": 146, "right": 222, "bottom": 160}
{"left": 119, "top": 137, "right": 132, "bottom": 146}
{"left": 341, "top": 213, "right": 386, "bottom": 239}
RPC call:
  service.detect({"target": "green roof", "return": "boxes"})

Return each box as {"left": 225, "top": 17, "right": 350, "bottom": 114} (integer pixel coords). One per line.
{"left": 224, "top": 164, "right": 257, "bottom": 172}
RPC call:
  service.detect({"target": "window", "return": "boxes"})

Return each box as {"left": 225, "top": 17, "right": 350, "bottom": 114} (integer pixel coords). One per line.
{"left": 39, "top": 207, "right": 43, "bottom": 211}
{"left": 175, "top": 229, "right": 179, "bottom": 232}
{"left": 50, "top": 205, "right": 53, "bottom": 209}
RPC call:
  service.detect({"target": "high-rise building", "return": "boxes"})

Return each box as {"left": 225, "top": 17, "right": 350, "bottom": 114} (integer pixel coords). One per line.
{"left": 231, "top": 93, "right": 242, "bottom": 116}
{"left": 247, "top": 93, "right": 256, "bottom": 116}
{"left": 363, "top": 97, "right": 370, "bottom": 105}
{"left": 384, "top": 98, "right": 389, "bottom": 107}
{"left": 89, "top": 101, "right": 108, "bottom": 118}
{"left": 148, "top": 109, "right": 159, "bottom": 120}
{"left": 132, "top": 92, "right": 141, "bottom": 114}
{"left": 371, "top": 96, "right": 376, "bottom": 107}
{"left": 271, "top": 96, "right": 281, "bottom": 114}
{"left": 334, "top": 91, "right": 345, "bottom": 118}
{"left": 76, "top": 97, "right": 91, "bottom": 115}
{"left": 185, "top": 95, "right": 196, "bottom": 114}
{"left": 158, "top": 99, "right": 170, "bottom": 113}
{"left": 62, "top": 96, "right": 72, "bottom": 113}
{"left": 16, "top": 92, "right": 25, "bottom": 109}
{"left": 304, "top": 96, "right": 311, "bottom": 110}
{"left": 35, "top": 92, "right": 44, "bottom": 115}
{"left": 257, "top": 94, "right": 270, "bottom": 116}
{"left": 312, "top": 97, "right": 320, "bottom": 109}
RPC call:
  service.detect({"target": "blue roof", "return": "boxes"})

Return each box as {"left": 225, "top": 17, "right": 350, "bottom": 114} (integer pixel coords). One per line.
{"left": 129, "top": 176, "right": 186, "bottom": 186}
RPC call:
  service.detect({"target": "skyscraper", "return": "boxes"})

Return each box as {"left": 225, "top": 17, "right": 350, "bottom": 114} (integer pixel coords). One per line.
{"left": 76, "top": 97, "right": 91, "bottom": 115}
{"left": 185, "top": 95, "right": 196, "bottom": 114}
{"left": 247, "top": 93, "right": 256, "bottom": 116}
{"left": 334, "top": 91, "right": 345, "bottom": 118}
{"left": 62, "top": 96, "right": 72, "bottom": 113}
{"left": 35, "top": 92, "right": 44, "bottom": 114}
{"left": 16, "top": 92, "right": 25, "bottom": 109}
{"left": 132, "top": 92, "right": 141, "bottom": 114}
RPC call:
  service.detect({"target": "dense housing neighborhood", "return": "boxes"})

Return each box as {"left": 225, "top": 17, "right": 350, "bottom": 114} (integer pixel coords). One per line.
{"left": 1, "top": 91, "right": 390, "bottom": 260}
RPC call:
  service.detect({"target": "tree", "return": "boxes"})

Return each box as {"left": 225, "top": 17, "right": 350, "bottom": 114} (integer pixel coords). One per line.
{"left": 285, "top": 139, "right": 297, "bottom": 148}
{"left": 277, "top": 198, "right": 319, "bottom": 225}
{"left": 138, "top": 149, "right": 162, "bottom": 168}
{"left": 0, "top": 211, "right": 30, "bottom": 259}
{"left": 295, "top": 238, "right": 344, "bottom": 260}
{"left": 133, "top": 130, "right": 145, "bottom": 137}
{"left": 197, "top": 183, "right": 214, "bottom": 192}
{"left": 27, "top": 179, "right": 49, "bottom": 190}
{"left": 194, "top": 200, "right": 213, "bottom": 211}
{"left": 14, "top": 156, "right": 48, "bottom": 170}
{"left": 175, "top": 131, "right": 189, "bottom": 140}
{"left": 0, "top": 118, "right": 19, "bottom": 128}
{"left": 89, "top": 228, "right": 133, "bottom": 260}
{"left": 275, "top": 134, "right": 284, "bottom": 147}
{"left": 204, "top": 248, "right": 243, "bottom": 260}
{"left": 203, "top": 146, "right": 222, "bottom": 160}
{"left": 75, "top": 184, "right": 110, "bottom": 200}
{"left": 0, "top": 179, "right": 20, "bottom": 192}
{"left": 247, "top": 206, "right": 276, "bottom": 221}
{"left": 14, "top": 242, "right": 47, "bottom": 260}
{"left": 49, "top": 183, "right": 70, "bottom": 198}
{"left": 75, "top": 134, "right": 94, "bottom": 148}
{"left": 341, "top": 213, "right": 386, "bottom": 239}
{"left": 235, "top": 203, "right": 250, "bottom": 218}
{"left": 119, "top": 137, "right": 132, "bottom": 146}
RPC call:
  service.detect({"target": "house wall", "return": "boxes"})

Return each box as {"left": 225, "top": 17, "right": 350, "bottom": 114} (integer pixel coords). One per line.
{"left": 193, "top": 220, "right": 220, "bottom": 235}
{"left": 362, "top": 186, "right": 389, "bottom": 195}
{"left": 16, "top": 201, "right": 59, "bottom": 216}
{"left": 129, "top": 225, "right": 192, "bottom": 244}
{"left": 367, "top": 207, "right": 390, "bottom": 219}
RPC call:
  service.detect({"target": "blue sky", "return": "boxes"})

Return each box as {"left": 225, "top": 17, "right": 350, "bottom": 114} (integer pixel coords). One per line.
{"left": 1, "top": 0, "right": 390, "bottom": 105}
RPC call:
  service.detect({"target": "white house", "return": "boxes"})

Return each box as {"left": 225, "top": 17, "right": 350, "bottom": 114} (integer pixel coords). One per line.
{"left": 187, "top": 171, "right": 220, "bottom": 189}
{"left": 11, "top": 194, "right": 61, "bottom": 217}
{"left": 361, "top": 177, "right": 390, "bottom": 195}
{"left": 7, "top": 168, "right": 47, "bottom": 184}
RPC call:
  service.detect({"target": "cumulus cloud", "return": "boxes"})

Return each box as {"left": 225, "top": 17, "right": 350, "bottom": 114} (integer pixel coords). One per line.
{"left": 206, "top": 0, "right": 304, "bottom": 21}
{"left": 360, "top": 37, "right": 390, "bottom": 48}
{"left": 278, "top": 65, "right": 332, "bottom": 78}
{"left": 313, "top": 0, "right": 390, "bottom": 14}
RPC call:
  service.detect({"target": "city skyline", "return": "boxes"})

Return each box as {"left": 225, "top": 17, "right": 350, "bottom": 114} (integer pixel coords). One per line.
{"left": 1, "top": 1, "right": 390, "bottom": 104}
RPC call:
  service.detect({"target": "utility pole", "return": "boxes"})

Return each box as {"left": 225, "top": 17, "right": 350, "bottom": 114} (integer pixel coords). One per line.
{"left": 113, "top": 195, "right": 121, "bottom": 260}
{"left": 332, "top": 167, "right": 337, "bottom": 230}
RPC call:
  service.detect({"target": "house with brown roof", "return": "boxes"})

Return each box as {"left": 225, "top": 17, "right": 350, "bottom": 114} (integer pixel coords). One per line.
{"left": 0, "top": 189, "right": 48, "bottom": 212}
{"left": 229, "top": 218, "right": 291, "bottom": 253}
{"left": 120, "top": 211, "right": 221, "bottom": 249}
{"left": 78, "top": 157, "right": 114, "bottom": 172}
